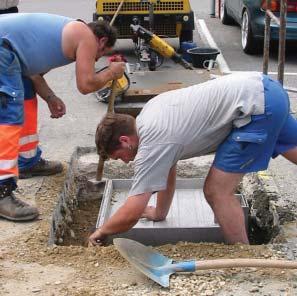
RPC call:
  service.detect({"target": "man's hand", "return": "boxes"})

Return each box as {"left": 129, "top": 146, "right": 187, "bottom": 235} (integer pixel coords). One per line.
{"left": 47, "top": 95, "right": 66, "bottom": 118}
{"left": 87, "top": 193, "right": 151, "bottom": 245}
{"left": 88, "top": 228, "right": 108, "bottom": 246}
{"left": 108, "top": 62, "right": 125, "bottom": 79}
{"left": 30, "top": 74, "right": 66, "bottom": 115}
{"left": 141, "top": 206, "right": 165, "bottom": 222}
{"left": 108, "top": 54, "right": 127, "bottom": 63}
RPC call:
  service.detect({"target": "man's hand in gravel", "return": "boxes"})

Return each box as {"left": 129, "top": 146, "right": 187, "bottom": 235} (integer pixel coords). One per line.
{"left": 88, "top": 228, "right": 108, "bottom": 246}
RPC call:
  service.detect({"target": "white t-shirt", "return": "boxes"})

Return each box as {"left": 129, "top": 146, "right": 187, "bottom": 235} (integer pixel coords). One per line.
{"left": 129, "top": 72, "right": 265, "bottom": 196}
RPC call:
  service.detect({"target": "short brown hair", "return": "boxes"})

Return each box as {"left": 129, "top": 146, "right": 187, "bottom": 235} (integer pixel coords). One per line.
{"left": 95, "top": 113, "right": 136, "bottom": 157}
{"left": 87, "top": 20, "right": 117, "bottom": 47}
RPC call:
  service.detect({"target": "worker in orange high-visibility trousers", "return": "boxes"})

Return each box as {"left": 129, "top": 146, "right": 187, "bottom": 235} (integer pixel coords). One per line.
{"left": 18, "top": 77, "right": 64, "bottom": 179}
{"left": 0, "top": 13, "right": 125, "bottom": 222}
{"left": 0, "top": 77, "right": 65, "bottom": 222}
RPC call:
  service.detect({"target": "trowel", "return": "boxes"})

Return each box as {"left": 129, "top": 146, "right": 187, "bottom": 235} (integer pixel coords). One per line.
{"left": 114, "top": 238, "right": 297, "bottom": 288}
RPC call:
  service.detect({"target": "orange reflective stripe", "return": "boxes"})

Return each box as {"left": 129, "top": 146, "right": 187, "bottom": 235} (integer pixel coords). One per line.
{"left": 19, "top": 134, "right": 39, "bottom": 146}
{"left": 0, "top": 173, "right": 16, "bottom": 181}
{"left": 19, "top": 134, "right": 38, "bottom": 153}
{"left": 21, "top": 96, "right": 38, "bottom": 137}
{"left": 19, "top": 148, "right": 38, "bottom": 159}
{"left": 0, "top": 125, "right": 22, "bottom": 178}
{"left": 0, "top": 159, "right": 17, "bottom": 170}
{"left": 19, "top": 142, "right": 38, "bottom": 153}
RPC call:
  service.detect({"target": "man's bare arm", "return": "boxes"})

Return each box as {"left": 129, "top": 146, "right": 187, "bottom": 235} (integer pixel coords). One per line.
{"left": 30, "top": 74, "right": 55, "bottom": 101}
{"left": 75, "top": 40, "right": 124, "bottom": 94}
{"left": 30, "top": 74, "right": 66, "bottom": 118}
{"left": 142, "top": 165, "right": 177, "bottom": 221}
{"left": 88, "top": 192, "right": 151, "bottom": 245}
{"left": 155, "top": 165, "right": 176, "bottom": 219}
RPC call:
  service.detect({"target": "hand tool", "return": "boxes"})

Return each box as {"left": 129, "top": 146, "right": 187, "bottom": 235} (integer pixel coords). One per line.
{"left": 95, "top": 65, "right": 130, "bottom": 103}
{"left": 114, "top": 238, "right": 297, "bottom": 288}
{"left": 87, "top": 78, "right": 118, "bottom": 191}
{"left": 87, "top": 0, "right": 126, "bottom": 191}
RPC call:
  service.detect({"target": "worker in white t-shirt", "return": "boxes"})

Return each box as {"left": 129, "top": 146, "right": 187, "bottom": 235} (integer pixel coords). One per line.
{"left": 89, "top": 72, "right": 297, "bottom": 246}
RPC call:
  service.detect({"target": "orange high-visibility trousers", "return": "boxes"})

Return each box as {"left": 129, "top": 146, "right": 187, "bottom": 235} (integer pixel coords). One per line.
{"left": 0, "top": 45, "right": 23, "bottom": 182}
{"left": 0, "top": 125, "right": 22, "bottom": 181}
{"left": 18, "top": 77, "right": 40, "bottom": 169}
{"left": 0, "top": 77, "right": 39, "bottom": 182}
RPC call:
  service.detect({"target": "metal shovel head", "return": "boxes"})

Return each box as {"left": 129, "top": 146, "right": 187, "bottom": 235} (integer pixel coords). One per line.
{"left": 113, "top": 238, "right": 173, "bottom": 288}
{"left": 86, "top": 178, "right": 107, "bottom": 192}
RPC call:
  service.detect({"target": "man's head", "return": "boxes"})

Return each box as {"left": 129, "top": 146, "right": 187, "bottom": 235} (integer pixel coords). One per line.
{"left": 87, "top": 20, "right": 117, "bottom": 58}
{"left": 95, "top": 113, "right": 139, "bottom": 163}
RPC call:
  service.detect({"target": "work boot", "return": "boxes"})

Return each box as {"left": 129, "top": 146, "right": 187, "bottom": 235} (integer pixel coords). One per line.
{"left": 0, "top": 183, "right": 39, "bottom": 221}
{"left": 19, "top": 158, "right": 63, "bottom": 179}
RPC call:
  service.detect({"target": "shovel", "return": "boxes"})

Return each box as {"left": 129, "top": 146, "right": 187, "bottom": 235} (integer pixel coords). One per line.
{"left": 87, "top": 79, "right": 118, "bottom": 191}
{"left": 114, "top": 238, "right": 297, "bottom": 288}
{"left": 87, "top": 0, "right": 125, "bottom": 191}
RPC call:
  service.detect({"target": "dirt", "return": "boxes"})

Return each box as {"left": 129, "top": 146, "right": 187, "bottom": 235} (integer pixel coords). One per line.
{"left": 1, "top": 164, "right": 297, "bottom": 295}
{"left": 62, "top": 199, "right": 100, "bottom": 247}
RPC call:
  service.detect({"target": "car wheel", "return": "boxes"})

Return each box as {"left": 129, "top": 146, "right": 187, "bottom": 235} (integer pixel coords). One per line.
{"left": 220, "top": 0, "right": 234, "bottom": 25}
{"left": 241, "top": 9, "right": 261, "bottom": 54}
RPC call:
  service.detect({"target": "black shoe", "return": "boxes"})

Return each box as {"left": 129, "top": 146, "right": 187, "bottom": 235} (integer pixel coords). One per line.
{"left": 19, "top": 158, "right": 63, "bottom": 179}
{"left": 0, "top": 183, "right": 39, "bottom": 221}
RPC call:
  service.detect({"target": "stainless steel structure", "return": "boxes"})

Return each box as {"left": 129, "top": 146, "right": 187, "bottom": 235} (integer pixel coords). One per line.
{"left": 97, "top": 178, "right": 248, "bottom": 245}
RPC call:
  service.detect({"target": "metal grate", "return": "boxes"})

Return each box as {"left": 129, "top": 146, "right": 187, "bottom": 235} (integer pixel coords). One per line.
{"left": 103, "top": 1, "right": 184, "bottom": 12}
{"left": 118, "top": 22, "right": 177, "bottom": 37}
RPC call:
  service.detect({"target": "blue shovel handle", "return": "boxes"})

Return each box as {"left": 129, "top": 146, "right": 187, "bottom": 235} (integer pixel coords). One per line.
{"left": 171, "top": 260, "right": 196, "bottom": 272}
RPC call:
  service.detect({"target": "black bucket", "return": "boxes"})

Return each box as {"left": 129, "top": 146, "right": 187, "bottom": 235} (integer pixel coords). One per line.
{"left": 187, "top": 47, "right": 220, "bottom": 68}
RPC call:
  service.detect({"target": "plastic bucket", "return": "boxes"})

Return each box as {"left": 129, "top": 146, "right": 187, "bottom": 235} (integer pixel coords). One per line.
{"left": 187, "top": 47, "right": 220, "bottom": 68}
{"left": 180, "top": 41, "right": 198, "bottom": 63}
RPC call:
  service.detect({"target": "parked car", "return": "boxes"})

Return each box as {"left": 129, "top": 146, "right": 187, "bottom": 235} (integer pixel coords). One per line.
{"left": 220, "top": 0, "right": 297, "bottom": 54}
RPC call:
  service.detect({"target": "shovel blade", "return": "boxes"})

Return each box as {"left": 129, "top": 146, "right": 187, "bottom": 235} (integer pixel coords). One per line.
{"left": 86, "top": 178, "right": 107, "bottom": 192}
{"left": 114, "top": 238, "right": 173, "bottom": 287}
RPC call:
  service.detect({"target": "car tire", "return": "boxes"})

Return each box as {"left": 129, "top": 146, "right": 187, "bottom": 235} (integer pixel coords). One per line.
{"left": 241, "top": 9, "right": 261, "bottom": 54}
{"left": 220, "top": 0, "right": 234, "bottom": 25}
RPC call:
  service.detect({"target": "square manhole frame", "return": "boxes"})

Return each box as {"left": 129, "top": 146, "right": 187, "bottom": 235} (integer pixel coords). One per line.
{"left": 97, "top": 178, "right": 249, "bottom": 246}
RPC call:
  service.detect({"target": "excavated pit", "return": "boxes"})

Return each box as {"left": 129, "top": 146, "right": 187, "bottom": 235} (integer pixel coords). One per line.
{"left": 49, "top": 147, "right": 286, "bottom": 247}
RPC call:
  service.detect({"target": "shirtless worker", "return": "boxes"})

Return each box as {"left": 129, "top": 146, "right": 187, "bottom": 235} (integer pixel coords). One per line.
{"left": 89, "top": 72, "right": 297, "bottom": 245}
{"left": 0, "top": 13, "right": 125, "bottom": 222}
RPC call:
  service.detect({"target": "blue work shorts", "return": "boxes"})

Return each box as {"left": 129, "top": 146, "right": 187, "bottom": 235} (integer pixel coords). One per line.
{"left": 214, "top": 75, "right": 297, "bottom": 173}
